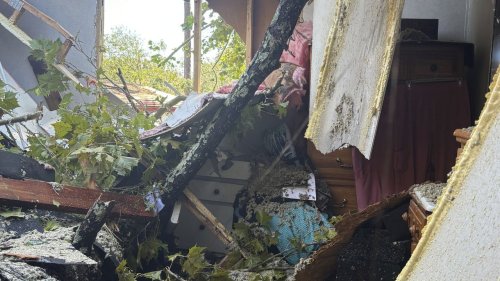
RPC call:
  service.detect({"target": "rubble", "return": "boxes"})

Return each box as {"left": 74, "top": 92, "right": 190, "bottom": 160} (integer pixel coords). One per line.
{"left": 0, "top": 209, "right": 124, "bottom": 281}
{"left": 0, "top": 261, "right": 57, "bottom": 281}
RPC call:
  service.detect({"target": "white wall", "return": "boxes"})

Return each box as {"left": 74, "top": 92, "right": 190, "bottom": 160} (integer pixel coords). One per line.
{"left": 465, "top": 0, "right": 494, "bottom": 119}
{"left": 402, "top": 0, "right": 468, "bottom": 41}
{"left": 309, "top": 0, "right": 337, "bottom": 114}
{"left": 0, "top": 0, "right": 100, "bottom": 106}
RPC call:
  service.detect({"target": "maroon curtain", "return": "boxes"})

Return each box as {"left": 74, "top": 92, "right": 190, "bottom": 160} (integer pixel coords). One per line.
{"left": 353, "top": 81, "right": 471, "bottom": 209}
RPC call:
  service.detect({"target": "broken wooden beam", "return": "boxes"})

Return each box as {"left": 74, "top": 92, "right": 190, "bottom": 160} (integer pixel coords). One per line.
{"left": 2, "top": 0, "right": 74, "bottom": 40}
{"left": 73, "top": 199, "right": 116, "bottom": 255}
{"left": 0, "top": 5, "right": 81, "bottom": 85}
{"left": 8, "top": 6, "right": 25, "bottom": 25}
{"left": 182, "top": 189, "right": 234, "bottom": 247}
{"left": 0, "top": 177, "right": 154, "bottom": 219}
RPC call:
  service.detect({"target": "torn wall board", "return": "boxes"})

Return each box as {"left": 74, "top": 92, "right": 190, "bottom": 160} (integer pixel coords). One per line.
{"left": 305, "top": 0, "right": 404, "bottom": 158}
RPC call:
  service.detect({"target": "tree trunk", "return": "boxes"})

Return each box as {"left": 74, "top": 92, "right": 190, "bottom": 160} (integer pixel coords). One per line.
{"left": 159, "top": 0, "right": 308, "bottom": 218}
{"left": 183, "top": 0, "right": 191, "bottom": 83}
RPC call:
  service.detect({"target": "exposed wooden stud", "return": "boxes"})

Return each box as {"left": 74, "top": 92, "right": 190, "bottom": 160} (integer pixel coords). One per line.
{"left": 0, "top": 12, "right": 82, "bottom": 86}
{"left": 56, "top": 38, "right": 73, "bottom": 64}
{"left": 193, "top": 0, "right": 202, "bottom": 92}
{"left": 8, "top": 6, "right": 24, "bottom": 25}
{"left": 0, "top": 11, "right": 31, "bottom": 46}
{"left": 3, "top": 0, "right": 74, "bottom": 40}
{"left": 182, "top": 189, "right": 234, "bottom": 247}
{"left": 0, "top": 177, "right": 155, "bottom": 219}
{"left": 245, "top": 0, "right": 254, "bottom": 65}
{"left": 95, "top": 0, "right": 104, "bottom": 68}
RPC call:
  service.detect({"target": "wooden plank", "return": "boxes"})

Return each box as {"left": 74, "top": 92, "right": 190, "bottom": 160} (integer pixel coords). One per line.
{"left": 193, "top": 0, "right": 201, "bottom": 92}
{"left": 9, "top": 6, "right": 24, "bottom": 25}
{"left": 56, "top": 38, "right": 73, "bottom": 63}
{"left": 0, "top": 177, "right": 154, "bottom": 218}
{"left": 182, "top": 189, "right": 234, "bottom": 247}
{"left": 3, "top": 0, "right": 74, "bottom": 40}
{"left": 0, "top": 13, "right": 82, "bottom": 86}
{"left": 245, "top": 0, "right": 253, "bottom": 65}
{"left": 0, "top": 11, "right": 31, "bottom": 46}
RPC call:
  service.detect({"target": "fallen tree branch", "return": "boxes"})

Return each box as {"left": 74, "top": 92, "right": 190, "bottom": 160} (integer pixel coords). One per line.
{"left": 153, "top": 95, "right": 186, "bottom": 120}
{"left": 117, "top": 68, "right": 141, "bottom": 113}
{"left": 72, "top": 198, "right": 116, "bottom": 255}
{"left": 158, "top": 0, "right": 308, "bottom": 224}
{"left": 0, "top": 111, "right": 42, "bottom": 126}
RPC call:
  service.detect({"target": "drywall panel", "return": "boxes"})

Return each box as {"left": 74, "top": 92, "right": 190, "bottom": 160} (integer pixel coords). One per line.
{"left": 0, "top": 0, "right": 99, "bottom": 106}
{"left": 306, "top": 0, "right": 404, "bottom": 158}
{"left": 309, "top": 0, "right": 336, "bottom": 115}
{"left": 402, "top": 0, "right": 468, "bottom": 41}
{"left": 398, "top": 70, "right": 500, "bottom": 280}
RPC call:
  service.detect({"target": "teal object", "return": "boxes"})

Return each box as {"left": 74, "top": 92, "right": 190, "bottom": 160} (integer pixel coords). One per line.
{"left": 267, "top": 202, "right": 332, "bottom": 265}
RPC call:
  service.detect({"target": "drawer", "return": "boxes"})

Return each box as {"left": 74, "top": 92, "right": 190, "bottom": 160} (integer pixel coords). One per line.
{"left": 407, "top": 54, "right": 461, "bottom": 80}
{"left": 409, "top": 200, "right": 427, "bottom": 227}
{"left": 316, "top": 167, "right": 355, "bottom": 181}
{"left": 187, "top": 180, "right": 243, "bottom": 204}
{"left": 307, "top": 142, "right": 353, "bottom": 168}
{"left": 398, "top": 45, "right": 464, "bottom": 81}
{"left": 327, "top": 185, "right": 357, "bottom": 215}
{"left": 197, "top": 160, "right": 252, "bottom": 180}
{"left": 174, "top": 201, "right": 234, "bottom": 253}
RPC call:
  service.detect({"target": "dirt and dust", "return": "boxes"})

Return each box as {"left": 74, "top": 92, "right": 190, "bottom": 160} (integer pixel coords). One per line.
{"left": 240, "top": 164, "right": 310, "bottom": 221}
{"left": 412, "top": 182, "right": 446, "bottom": 206}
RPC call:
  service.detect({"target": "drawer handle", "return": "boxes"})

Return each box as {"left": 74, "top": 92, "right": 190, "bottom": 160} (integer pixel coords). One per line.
{"left": 402, "top": 212, "right": 408, "bottom": 222}
{"left": 332, "top": 198, "right": 347, "bottom": 208}
{"left": 430, "top": 64, "right": 438, "bottom": 72}
{"left": 336, "top": 157, "right": 353, "bottom": 169}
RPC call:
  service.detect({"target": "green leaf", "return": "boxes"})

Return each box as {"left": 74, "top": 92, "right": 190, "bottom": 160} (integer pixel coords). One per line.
{"left": 210, "top": 267, "right": 231, "bottom": 281}
{"left": 136, "top": 238, "right": 168, "bottom": 269}
{"left": 182, "top": 245, "right": 209, "bottom": 279}
{"left": 43, "top": 220, "right": 59, "bottom": 231}
{"left": 167, "top": 253, "right": 182, "bottom": 262}
{"left": 52, "top": 121, "right": 73, "bottom": 139}
{"left": 256, "top": 210, "right": 272, "bottom": 227}
{"left": 313, "top": 226, "right": 337, "bottom": 244}
{"left": 140, "top": 270, "right": 162, "bottom": 280}
{"left": 0, "top": 208, "right": 25, "bottom": 219}
{"left": 115, "top": 156, "right": 139, "bottom": 176}
{"left": 116, "top": 260, "right": 136, "bottom": 281}
{"left": 0, "top": 87, "right": 19, "bottom": 112}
